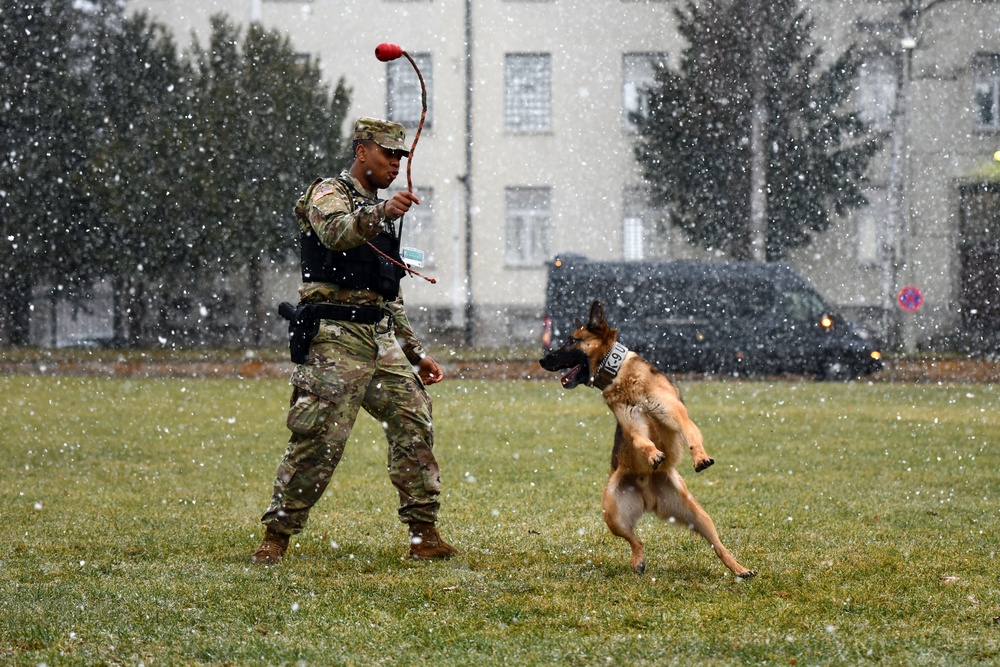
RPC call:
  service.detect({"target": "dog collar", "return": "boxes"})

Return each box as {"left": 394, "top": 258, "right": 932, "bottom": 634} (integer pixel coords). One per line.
{"left": 593, "top": 341, "right": 629, "bottom": 390}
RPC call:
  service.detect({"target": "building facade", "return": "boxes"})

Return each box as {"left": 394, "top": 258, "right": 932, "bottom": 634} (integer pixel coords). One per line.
{"left": 120, "top": 0, "right": 1000, "bottom": 352}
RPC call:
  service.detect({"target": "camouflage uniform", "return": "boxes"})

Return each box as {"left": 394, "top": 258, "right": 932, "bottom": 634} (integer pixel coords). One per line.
{"left": 260, "top": 143, "right": 441, "bottom": 535}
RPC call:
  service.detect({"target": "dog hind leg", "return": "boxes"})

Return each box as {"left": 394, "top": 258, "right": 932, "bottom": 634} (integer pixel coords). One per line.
{"left": 652, "top": 470, "right": 756, "bottom": 578}
{"left": 602, "top": 473, "right": 647, "bottom": 573}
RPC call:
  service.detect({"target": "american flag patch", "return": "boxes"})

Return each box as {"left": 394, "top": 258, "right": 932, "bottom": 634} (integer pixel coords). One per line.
{"left": 311, "top": 184, "right": 335, "bottom": 201}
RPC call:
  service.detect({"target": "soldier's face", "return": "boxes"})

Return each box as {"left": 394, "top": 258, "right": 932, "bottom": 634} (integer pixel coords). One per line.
{"left": 360, "top": 142, "right": 405, "bottom": 190}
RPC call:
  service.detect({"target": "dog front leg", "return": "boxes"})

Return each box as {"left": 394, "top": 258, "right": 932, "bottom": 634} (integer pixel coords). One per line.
{"left": 615, "top": 414, "right": 666, "bottom": 470}
{"left": 629, "top": 433, "right": 666, "bottom": 469}
{"left": 642, "top": 438, "right": 666, "bottom": 469}
{"left": 656, "top": 399, "right": 714, "bottom": 472}
{"left": 675, "top": 409, "right": 714, "bottom": 473}
{"left": 603, "top": 473, "right": 646, "bottom": 573}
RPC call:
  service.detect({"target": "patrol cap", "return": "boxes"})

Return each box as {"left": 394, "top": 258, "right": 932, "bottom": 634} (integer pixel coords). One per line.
{"left": 353, "top": 117, "right": 410, "bottom": 156}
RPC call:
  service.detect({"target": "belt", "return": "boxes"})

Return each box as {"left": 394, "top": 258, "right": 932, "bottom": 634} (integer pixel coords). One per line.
{"left": 308, "top": 302, "right": 386, "bottom": 324}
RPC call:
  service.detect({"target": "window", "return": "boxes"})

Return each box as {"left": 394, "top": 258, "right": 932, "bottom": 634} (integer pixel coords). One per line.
{"left": 973, "top": 53, "right": 1000, "bottom": 131}
{"left": 505, "top": 54, "right": 551, "bottom": 133}
{"left": 856, "top": 55, "right": 898, "bottom": 130}
{"left": 781, "top": 290, "right": 827, "bottom": 323}
{"left": 388, "top": 53, "right": 432, "bottom": 129}
{"left": 623, "top": 186, "right": 648, "bottom": 260}
{"left": 855, "top": 190, "right": 885, "bottom": 266}
{"left": 505, "top": 187, "right": 551, "bottom": 266}
{"left": 622, "top": 52, "right": 667, "bottom": 132}
{"left": 623, "top": 217, "right": 645, "bottom": 261}
{"left": 623, "top": 185, "right": 667, "bottom": 260}
{"left": 389, "top": 187, "right": 436, "bottom": 266}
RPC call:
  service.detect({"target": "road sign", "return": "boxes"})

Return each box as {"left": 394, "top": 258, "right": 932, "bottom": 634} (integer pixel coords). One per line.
{"left": 897, "top": 285, "right": 924, "bottom": 312}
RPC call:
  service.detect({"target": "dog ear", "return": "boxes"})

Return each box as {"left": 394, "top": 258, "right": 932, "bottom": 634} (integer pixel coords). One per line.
{"left": 587, "top": 300, "right": 606, "bottom": 332}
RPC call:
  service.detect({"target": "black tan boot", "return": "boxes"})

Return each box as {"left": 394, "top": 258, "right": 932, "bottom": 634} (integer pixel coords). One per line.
{"left": 407, "top": 521, "right": 458, "bottom": 560}
{"left": 250, "top": 528, "right": 290, "bottom": 564}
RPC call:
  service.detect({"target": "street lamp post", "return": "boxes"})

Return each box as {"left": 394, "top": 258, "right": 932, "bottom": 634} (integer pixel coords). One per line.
{"left": 883, "top": 30, "right": 914, "bottom": 351}
{"left": 462, "top": 0, "right": 474, "bottom": 347}
{"left": 883, "top": 0, "right": 956, "bottom": 352}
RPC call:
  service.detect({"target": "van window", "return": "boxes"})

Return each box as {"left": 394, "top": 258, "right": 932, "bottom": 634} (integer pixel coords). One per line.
{"left": 724, "top": 280, "right": 774, "bottom": 318}
{"left": 781, "top": 290, "right": 826, "bottom": 322}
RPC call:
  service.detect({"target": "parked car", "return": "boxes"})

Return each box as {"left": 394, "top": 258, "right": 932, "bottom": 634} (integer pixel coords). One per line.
{"left": 542, "top": 255, "right": 883, "bottom": 380}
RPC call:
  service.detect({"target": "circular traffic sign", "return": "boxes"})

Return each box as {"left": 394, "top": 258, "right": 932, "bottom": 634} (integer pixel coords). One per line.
{"left": 897, "top": 285, "right": 924, "bottom": 312}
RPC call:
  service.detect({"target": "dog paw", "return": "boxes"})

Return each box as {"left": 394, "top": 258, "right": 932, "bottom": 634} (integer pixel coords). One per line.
{"left": 735, "top": 569, "right": 757, "bottom": 579}
{"left": 694, "top": 457, "right": 715, "bottom": 473}
{"left": 650, "top": 452, "right": 666, "bottom": 470}
{"left": 632, "top": 560, "right": 646, "bottom": 574}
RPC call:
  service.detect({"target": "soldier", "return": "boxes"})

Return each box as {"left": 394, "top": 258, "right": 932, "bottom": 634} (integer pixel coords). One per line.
{"left": 251, "top": 117, "right": 457, "bottom": 563}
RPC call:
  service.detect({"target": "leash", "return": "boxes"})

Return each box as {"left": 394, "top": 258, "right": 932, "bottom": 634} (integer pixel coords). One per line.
{"left": 373, "top": 42, "right": 436, "bottom": 285}
{"left": 367, "top": 240, "right": 437, "bottom": 285}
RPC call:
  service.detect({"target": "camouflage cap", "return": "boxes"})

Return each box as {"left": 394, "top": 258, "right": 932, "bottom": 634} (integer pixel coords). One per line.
{"left": 353, "top": 117, "right": 410, "bottom": 156}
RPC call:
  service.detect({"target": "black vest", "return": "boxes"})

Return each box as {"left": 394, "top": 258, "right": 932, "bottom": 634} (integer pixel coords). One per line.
{"left": 299, "top": 177, "right": 406, "bottom": 299}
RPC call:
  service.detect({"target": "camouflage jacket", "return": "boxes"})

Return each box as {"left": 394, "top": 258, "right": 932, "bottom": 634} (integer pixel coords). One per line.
{"left": 294, "top": 170, "right": 426, "bottom": 365}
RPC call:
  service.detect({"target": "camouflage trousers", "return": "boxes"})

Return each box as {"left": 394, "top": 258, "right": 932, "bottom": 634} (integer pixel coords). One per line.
{"left": 260, "top": 319, "right": 441, "bottom": 535}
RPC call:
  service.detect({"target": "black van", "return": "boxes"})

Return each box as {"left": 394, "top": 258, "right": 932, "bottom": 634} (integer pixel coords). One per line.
{"left": 542, "top": 255, "right": 883, "bottom": 380}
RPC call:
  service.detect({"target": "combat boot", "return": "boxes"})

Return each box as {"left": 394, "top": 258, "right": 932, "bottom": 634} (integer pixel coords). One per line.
{"left": 250, "top": 528, "right": 290, "bottom": 564}
{"left": 407, "top": 521, "right": 458, "bottom": 560}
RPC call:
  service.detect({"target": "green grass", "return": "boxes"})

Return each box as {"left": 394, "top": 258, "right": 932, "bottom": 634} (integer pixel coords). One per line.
{"left": 1, "top": 374, "right": 998, "bottom": 665}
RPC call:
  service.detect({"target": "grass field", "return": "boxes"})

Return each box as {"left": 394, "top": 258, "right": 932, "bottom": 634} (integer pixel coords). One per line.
{"left": 1, "top": 373, "right": 998, "bottom": 666}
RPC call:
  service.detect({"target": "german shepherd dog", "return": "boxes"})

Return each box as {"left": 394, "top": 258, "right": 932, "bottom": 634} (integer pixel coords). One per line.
{"left": 539, "top": 300, "right": 755, "bottom": 578}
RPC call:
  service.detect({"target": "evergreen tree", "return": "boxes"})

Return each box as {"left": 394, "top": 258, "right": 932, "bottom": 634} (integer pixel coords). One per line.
{"left": 0, "top": 0, "right": 93, "bottom": 344}
{"left": 635, "top": 0, "right": 886, "bottom": 261}
{"left": 1, "top": 7, "right": 351, "bottom": 348}
{"left": 83, "top": 9, "right": 193, "bottom": 346}
{"left": 187, "top": 15, "right": 351, "bottom": 345}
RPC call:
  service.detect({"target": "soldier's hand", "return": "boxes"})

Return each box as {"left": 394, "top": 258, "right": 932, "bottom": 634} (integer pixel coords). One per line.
{"left": 416, "top": 356, "right": 444, "bottom": 385}
{"left": 385, "top": 191, "right": 420, "bottom": 219}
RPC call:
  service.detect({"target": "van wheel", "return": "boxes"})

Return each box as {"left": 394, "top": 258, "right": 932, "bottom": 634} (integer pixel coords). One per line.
{"left": 817, "top": 356, "right": 853, "bottom": 382}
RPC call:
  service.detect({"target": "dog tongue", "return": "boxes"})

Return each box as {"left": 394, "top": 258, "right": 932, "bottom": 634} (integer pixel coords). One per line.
{"left": 561, "top": 364, "right": 583, "bottom": 387}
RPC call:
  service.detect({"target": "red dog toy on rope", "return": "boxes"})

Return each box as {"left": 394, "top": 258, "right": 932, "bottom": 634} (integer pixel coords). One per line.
{"left": 370, "top": 42, "right": 436, "bottom": 284}
{"left": 375, "top": 43, "right": 427, "bottom": 195}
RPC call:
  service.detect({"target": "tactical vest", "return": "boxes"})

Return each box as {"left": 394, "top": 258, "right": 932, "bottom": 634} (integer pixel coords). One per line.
{"left": 299, "top": 176, "right": 406, "bottom": 299}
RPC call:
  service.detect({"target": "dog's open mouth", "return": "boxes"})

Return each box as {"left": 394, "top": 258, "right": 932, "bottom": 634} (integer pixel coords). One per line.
{"left": 561, "top": 364, "right": 586, "bottom": 388}
{"left": 540, "top": 347, "right": 590, "bottom": 389}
